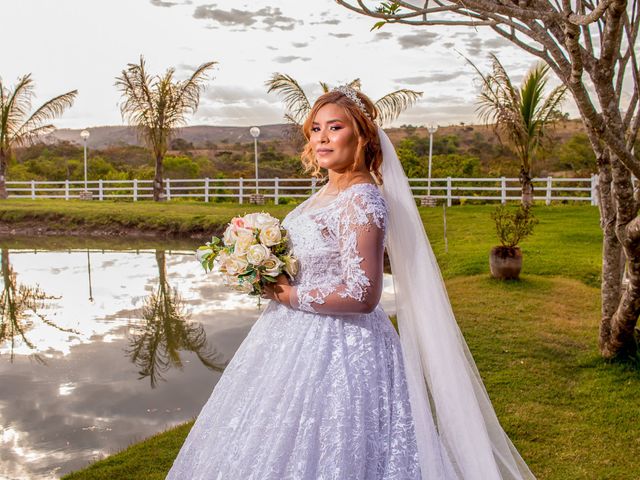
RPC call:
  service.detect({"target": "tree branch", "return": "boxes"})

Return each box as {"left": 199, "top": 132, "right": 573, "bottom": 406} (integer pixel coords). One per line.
{"left": 568, "top": 0, "right": 614, "bottom": 25}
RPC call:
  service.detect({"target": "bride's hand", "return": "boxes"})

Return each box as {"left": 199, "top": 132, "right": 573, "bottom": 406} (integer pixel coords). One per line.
{"left": 262, "top": 274, "right": 292, "bottom": 304}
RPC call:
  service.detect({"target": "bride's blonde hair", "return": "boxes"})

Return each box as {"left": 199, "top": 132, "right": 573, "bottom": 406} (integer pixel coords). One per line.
{"left": 300, "top": 90, "right": 383, "bottom": 185}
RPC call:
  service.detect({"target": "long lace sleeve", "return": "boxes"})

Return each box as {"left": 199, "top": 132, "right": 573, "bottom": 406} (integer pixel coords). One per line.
{"left": 289, "top": 188, "right": 387, "bottom": 315}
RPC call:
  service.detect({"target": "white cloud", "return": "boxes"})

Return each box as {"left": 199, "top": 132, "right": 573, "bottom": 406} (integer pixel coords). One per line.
{"left": 3, "top": 0, "right": 586, "bottom": 128}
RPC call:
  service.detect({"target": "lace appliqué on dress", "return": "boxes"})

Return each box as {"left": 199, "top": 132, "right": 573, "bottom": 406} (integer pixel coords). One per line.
{"left": 290, "top": 184, "right": 388, "bottom": 314}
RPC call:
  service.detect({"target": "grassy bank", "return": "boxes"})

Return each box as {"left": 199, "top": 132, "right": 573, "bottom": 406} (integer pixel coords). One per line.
{"left": 0, "top": 199, "right": 295, "bottom": 237}
{"left": 4, "top": 201, "right": 622, "bottom": 479}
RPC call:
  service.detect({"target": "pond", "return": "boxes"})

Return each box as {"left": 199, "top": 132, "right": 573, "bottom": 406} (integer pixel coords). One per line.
{"left": 0, "top": 238, "right": 398, "bottom": 479}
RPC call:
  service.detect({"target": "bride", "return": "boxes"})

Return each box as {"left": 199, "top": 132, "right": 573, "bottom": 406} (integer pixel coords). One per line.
{"left": 166, "top": 87, "right": 536, "bottom": 479}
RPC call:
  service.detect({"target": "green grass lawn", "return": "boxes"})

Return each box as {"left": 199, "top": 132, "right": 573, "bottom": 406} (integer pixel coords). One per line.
{"left": 4, "top": 201, "right": 630, "bottom": 480}
{"left": 0, "top": 199, "right": 295, "bottom": 236}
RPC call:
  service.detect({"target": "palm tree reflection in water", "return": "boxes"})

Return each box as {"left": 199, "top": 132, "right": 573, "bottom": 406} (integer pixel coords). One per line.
{"left": 127, "top": 250, "right": 225, "bottom": 388}
{"left": 0, "top": 248, "right": 76, "bottom": 363}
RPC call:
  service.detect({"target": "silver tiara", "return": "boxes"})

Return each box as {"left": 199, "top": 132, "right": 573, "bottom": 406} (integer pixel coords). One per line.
{"left": 332, "top": 85, "right": 372, "bottom": 120}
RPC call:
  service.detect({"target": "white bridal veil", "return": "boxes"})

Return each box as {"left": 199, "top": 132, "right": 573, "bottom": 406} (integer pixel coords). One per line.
{"left": 378, "top": 127, "right": 536, "bottom": 480}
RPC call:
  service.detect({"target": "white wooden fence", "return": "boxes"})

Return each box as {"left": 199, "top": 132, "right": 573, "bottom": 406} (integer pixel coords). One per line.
{"left": 6, "top": 176, "right": 600, "bottom": 206}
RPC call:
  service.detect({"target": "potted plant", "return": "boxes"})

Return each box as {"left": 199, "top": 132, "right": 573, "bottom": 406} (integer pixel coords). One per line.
{"left": 489, "top": 205, "right": 538, "bottom": 280}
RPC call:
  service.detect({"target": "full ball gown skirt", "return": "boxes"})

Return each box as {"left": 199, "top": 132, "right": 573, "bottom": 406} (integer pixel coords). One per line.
{"left": 166, "top": 184, "right": 425, "bottom": 479}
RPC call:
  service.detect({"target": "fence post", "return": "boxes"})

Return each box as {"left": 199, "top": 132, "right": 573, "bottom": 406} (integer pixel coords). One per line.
{"left": 501, "top": 177, "right": 507, "bottom": 204}
{"left": 133, "top": 179, "right": 138, "bottom": 201}
{"left": 591, "top": 174, "right": 598, "bottom": 206}
{"left": 32, "top": 180, "right": 37, "bottom": 200}
{"left": 165, "top": 178, "right": 171, "bottom": 201}
{"left": 204, "top": 177, "right": 210, "bottom": 203}
{"left": 312, "top": 177, "right": 317, "bottom": 195}
{"left": 446, "top": 177, "right": 452, "bottom": 207}
{"left": 239, "top": 177, "right": 244, "bottom": 204}
{"left": 98, "top": 179, "right": 104, "bottom": 200}
{"left": 274, "top": 177, "right": 279, "bottom": 205}
{"left": 546, "top": 176, "right": 552, "bottom": 205}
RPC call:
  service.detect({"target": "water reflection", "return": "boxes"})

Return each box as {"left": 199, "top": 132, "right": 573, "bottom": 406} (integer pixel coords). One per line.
{"left": 127, "top": 250, "right": 225, "bottom": 388}
{"left": 0, "top": 241, "right": 398, "bottom": 479}
{"left": 0, "top": 248, "right": 78, "bottom": 363}
{"left": 0, "top": 243, "right": 263, "bottom": 479}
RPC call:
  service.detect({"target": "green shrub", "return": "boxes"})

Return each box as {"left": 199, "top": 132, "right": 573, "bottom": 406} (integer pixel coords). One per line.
{"left": 491, "top": 204, "right": 538, "bottom": 247}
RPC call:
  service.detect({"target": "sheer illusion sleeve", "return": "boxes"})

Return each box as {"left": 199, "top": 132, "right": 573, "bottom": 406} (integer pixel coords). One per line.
{"left": 289, "top": 189, "right": 387, "bottom": 315}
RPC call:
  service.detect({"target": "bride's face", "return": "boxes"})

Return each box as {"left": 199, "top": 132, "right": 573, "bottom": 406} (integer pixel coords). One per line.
{"left": 310, "top": 103, "right": 359, "bottom": 172}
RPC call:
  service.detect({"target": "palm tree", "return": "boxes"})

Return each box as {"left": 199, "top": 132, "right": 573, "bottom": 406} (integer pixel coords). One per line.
{"left": 266, "top": 73, "right": 422, "bottom": 127}
{"left": 115, "top": 56, "right": 216, "bottom": 201}
{"left": 0, "top": 75, "right": 77, "bottom": 199}
{"left": 0, "top": 248, "right": 74, "bottom": 363}
{"left": 126, "top": 250, "right": 225, "bottom": 388}
{"left": 469, "top": 54, "right": 568, "bottom": 206}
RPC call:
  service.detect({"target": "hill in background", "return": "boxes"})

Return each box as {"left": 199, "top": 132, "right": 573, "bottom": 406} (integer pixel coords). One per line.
{"left": 10, "top": 119, "right": 598, "bottom": 183}
{"left": 45, "top": 124, "right": 294, "bottom": 149}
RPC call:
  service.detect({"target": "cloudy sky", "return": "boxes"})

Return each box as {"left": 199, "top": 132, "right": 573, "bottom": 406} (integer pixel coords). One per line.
{"left": 5, "top": 0, "right": 578, "bottom": 129}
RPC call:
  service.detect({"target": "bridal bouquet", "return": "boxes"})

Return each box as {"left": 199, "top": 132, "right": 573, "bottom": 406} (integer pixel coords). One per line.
{"left": 197, "top": 212, "right": 299, "bottom": 303}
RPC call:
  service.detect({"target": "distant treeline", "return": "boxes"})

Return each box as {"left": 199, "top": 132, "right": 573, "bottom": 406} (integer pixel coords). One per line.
{"left": 10, "top": 122, "right": 604, "bottom": 182}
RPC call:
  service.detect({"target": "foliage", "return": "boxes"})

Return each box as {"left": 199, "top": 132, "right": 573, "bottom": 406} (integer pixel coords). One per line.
{"left": 5, "top": 125, "right": 603, "bottom": 183}
{"left": 490, "top": 205, "right": 538, "bottom": 248}
{"left": 396, "top": 137, "right": 479, "bottom": 178}
{"left": 266, "top": 73, "right": 422, "bottom": 127}
{"left": 0, "top": 74, "right": 77, "bottom": 196}
{"left": 163, "top": 155, "right": 200, "bottom": 178}
{"left": 0, "top": 75, "right": 77, "bottom": 155}
{"left": 265, "top": 73, "right": 311, "bottom": 125}
{"left": 555, "top": 133, "right": 597, "bottom": 174}
{"left": 470, "top": 55, "right": 568, "bottom": 181}
{"left": 115, "top": 56, "right": 216, "bottom": 200}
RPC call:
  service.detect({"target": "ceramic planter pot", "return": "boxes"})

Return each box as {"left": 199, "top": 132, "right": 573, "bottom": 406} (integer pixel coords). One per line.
{"left": 489, "top": 246, "right": 523, "bottom": 280}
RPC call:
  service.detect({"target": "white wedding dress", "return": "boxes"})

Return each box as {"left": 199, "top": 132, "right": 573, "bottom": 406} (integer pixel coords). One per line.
{"left": 166, "top": 183, "right": 452, "bottom": 479}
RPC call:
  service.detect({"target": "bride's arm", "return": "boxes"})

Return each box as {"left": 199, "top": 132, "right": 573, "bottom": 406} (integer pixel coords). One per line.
{"left": 288, "top": 192, "right": 387, "bottom": 315}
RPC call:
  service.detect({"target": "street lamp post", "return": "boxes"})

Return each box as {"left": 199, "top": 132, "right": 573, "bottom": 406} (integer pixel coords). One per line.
{"left": 427, "top": 124, "right": 438, "bottom": 196}
{"left": 80, "top": 129, "right": 92, "bottom": 200}
{"left": 249, "top": 127, "right": 263, "bottom": 204}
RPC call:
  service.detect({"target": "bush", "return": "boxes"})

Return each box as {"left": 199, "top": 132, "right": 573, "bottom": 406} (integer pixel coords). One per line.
{"left": 491, "top": 205, "right": 538, "bottom": 247}
{"left": 163, "top": 155, "right": 200, "bottom": 178}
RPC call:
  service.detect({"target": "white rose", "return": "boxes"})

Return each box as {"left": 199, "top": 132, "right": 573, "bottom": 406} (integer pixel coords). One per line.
{"left": 256, "top": 213, "right": 279, "bottom": 229}
{"left": 258, "top": 224, "right": 282, "bottom": 247}
{"left": 244, "top": 212, "right": 279, "bottom": 230}
{"left": 234, "top": 231, "right": 257, "bottom": 256}
{"left": 246, "top": 244, "right": 271, "bottom": 265}
{"left": 224, "top": 255, "right": 249, "bottom": 276}
{"left": 223, "top": 225, "right": 238, "bottom": 246}
{"left": 283, "top": 255, "right": 300, "bottom": 278}
{"left": 216, "top": 251, "right": 230, "bottom": 273}
{"left": 242, "top": 213, "right": 260, "bottom": 229}
{"left": 262, "top": 255, "right": 284, "bottom": 277}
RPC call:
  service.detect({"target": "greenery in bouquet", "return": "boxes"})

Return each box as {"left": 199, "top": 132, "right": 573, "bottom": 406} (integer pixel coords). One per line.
{"left": 197, "top": 212, "right": 299, "bottom": 303}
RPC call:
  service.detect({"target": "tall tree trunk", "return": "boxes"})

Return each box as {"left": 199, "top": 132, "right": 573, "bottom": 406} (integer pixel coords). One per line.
{"left": 600, "top": 155, "right": 640, "bottom": 359}
{"left": 0, "top": 150, "right": 8, "bottom": 200}
{"left": 596, "top": 153, "right": 624, "bottom": 355}
{"left": 519, "top": 166, "right": 533, "bottom": 207}
{"left": 153, "top": 154, "right": 165, "bottom": 202}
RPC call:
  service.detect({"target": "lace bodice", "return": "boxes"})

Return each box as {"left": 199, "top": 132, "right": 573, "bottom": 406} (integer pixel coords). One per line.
{"left": 282, "top": 183, "right": 388, "bottom": 315}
